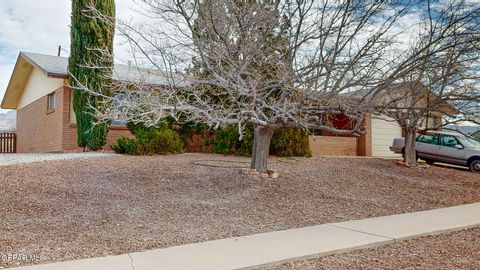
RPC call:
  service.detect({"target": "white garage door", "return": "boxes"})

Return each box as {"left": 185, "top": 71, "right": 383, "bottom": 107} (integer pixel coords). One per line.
{"left": 371, "top": 117, "right": 402, "bottom": 157}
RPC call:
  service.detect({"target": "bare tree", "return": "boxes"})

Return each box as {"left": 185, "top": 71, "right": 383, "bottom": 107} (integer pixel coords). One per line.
{"left": 77, "top": 0, "right": 425, "bottom": 172}
{"left": 372, "top": 0, "right": 480, "bottom": 166}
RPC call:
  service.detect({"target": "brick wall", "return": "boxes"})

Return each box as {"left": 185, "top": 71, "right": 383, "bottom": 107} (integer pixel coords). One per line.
{"left": 62, "top": 87, "right": 76, "bottom": 151}
{"left": 183, "top": 132, "right": 214, "bottom": 153}
{"left": 308, "top": 115, "right": 373, "bottom": 157}
{"left": 357, "top": 115, "right": 372, "bottom": 156}
{"left": 309, "top": 136, "right": 358, "bottom": 156}
{"left": 62, "top": 88, "right": 134, "bottom": 151}
{"left": 16, "top": 86, "right": 66, "bottom": 152}
{"left": 16, "top": 87, "right": 133, "bottom": 153}
{"left": 63, "top": 125, "right": 134, "bottom": 151}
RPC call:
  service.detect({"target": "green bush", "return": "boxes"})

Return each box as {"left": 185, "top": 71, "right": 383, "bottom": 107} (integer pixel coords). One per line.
{"left": 270, "top": 127, "right": 311, "bottom": 157}
{"left": 176, "top": 121, "right": 209, "bottom": 142}
{"left": 133, "top": 129, "right": 157, "bottom": 155}
{"left": 118, "top": 120, "right": 310, "bottom": 157}
{"left": 212, "top": 125, "right": 310, "bottom": 157}
{"left": 112, "top": 126, "right": 184, "bottom": 155}
{"left": 213, "top": 125, "right": 253, "bottom": 156}
{"left": 126, "top": 121, "right": 170, "bottom": 135}
{"left": 111, "top": 137, "right": 137, "bottom": 154}
{"left": 150, "top": 128, "right": 185, "bottom": 154}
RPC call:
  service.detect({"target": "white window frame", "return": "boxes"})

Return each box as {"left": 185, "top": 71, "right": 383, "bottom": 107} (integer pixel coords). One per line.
{"left": 47, "top": 92, "right": 57, "bottom": 111}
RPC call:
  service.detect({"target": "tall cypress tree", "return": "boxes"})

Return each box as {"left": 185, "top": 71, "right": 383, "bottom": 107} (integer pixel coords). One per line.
{"left": 69, "top": 0, "right": 115, "bottom": 151}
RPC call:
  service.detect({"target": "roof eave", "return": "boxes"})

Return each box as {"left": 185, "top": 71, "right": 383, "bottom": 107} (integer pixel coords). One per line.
{"left": 19, "top": 52, "right": 51, "bottom": 77}
{"left": 1, "top": 54, "right": 34, "bottom": 110}
{"left": 47, "top": 73, "right": 68, "bottom": 79}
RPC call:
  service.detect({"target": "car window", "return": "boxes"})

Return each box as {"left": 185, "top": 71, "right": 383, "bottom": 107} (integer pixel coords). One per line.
{"left": 440, "top": 135, "right": 460, "bottom": 148}
{"left": 461, "top": 136, "right": 480, "bottom": 148}
{"left": 416, "top": 133, "right": 438, "bottom": 144}
{"left": 472, "top": 131, "right": 480, "bottom": 142}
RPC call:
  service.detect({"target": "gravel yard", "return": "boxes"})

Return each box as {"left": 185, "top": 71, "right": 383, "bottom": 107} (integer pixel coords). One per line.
{"left": 0, "top": 153, "right": 479, "bottom": 268}
{"left": 0, "top": 153, "right": 113, "bottom": 166}
{"left": 262, "top": 227, "right": 480, "bottom": 270}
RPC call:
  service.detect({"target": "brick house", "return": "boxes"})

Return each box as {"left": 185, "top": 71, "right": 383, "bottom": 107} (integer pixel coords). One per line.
{"left": 1, "top": 52, "right": 448, "bottom": 156}
{"left": 0, "top": 52, "right": 138, "bottom": 153}
{"left": 309, "top": 82, "right": 454, "bottom": 157}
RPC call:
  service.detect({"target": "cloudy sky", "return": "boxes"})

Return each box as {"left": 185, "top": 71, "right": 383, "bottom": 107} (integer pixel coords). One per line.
{"left": 0, "top": 0, "right": 143, "bottom": 114}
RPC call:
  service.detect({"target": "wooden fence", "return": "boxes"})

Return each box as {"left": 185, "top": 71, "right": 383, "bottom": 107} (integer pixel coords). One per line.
{"left": 0, "top": 133, "right": 16, "bottom": 153}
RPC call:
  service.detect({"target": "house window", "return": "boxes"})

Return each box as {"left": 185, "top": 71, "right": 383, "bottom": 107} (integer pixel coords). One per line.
{"left": 111, "top": 92, "right": 128, "bottom": 126}
{"left": 47, "top": 92, "right": 57, "bottom": 111}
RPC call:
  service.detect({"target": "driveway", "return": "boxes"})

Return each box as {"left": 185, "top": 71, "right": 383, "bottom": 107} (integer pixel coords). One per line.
{"left": 0, "top": 152, "right": 114, "bottom": 166}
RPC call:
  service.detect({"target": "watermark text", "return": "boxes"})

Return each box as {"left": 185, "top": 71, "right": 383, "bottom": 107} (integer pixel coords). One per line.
{"left": 1, "top": 253, "right": 43, "bottom": 264}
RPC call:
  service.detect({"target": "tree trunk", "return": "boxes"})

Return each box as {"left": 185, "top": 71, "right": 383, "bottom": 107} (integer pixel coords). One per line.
{"left": 251, "top": 125, "right": 274, "bottom": 173}
{"left": 404, "top": 127, "right": 417, "bottom": 166}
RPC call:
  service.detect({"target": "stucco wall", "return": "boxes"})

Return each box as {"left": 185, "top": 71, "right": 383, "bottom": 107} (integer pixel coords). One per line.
{"left": 17, "top": 68, "right": 64, "bottom": 109}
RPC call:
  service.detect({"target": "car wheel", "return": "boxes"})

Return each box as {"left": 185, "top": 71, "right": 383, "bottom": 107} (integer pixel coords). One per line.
{"left": 469, "top": 159, "right": 480, "bottom": 173}
{"left": 424, "top": 159, "right": 434, "bottom": 165}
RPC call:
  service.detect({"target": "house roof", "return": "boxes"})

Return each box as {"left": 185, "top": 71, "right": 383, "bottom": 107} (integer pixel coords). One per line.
{"left": 22, "top": 52, "right": 69, "bottom": 78}
{"left": 345, "top": 82, "right": 457, "bottom": 116}
{"left": 1, "top": 52, "right": 185, "bottom": 109}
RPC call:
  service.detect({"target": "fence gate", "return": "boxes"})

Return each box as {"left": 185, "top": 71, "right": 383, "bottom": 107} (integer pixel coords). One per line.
{"left": 0, "top": 133, "right": 16, "bottom": 153}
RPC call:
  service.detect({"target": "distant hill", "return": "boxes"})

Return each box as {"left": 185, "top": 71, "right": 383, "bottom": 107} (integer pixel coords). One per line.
{"left": 0, "top": 111, "right": 16, "bottom": 132}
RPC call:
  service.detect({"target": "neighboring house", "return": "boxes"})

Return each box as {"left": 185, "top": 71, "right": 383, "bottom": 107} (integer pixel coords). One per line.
{"left": 309, "top": 114, "right": 440, "bottom": 157}
{"left": 309, "top": 83, "right": 455, "bottom": 157}
{"left": 0, "top": 52, "right": 173, "bottom": 153}
{"left": 309, "top": 114, "right": 400, "bottom": 157}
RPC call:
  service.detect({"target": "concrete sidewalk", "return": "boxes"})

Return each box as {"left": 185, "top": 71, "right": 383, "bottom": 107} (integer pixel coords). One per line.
{"left": 13, "top": 203, "right": 480, "bottom": 270}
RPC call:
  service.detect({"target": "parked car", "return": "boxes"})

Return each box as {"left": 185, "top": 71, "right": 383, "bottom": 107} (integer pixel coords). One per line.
{"left": 471, "top": 130, "right": 480, "bottom": 142}
{"left": 390, "top": 131, "right": 480, "bottom": 173}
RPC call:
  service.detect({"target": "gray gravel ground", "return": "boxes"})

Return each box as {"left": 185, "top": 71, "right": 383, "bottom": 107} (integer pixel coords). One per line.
{"left": 262, "top": 227, "right": 480, "bottom": 270}
{"left": 0, "top": 153, "right": 479, "bottom": 268}
{"left": 0, "top": 153, "right": 114, "bottom": 166}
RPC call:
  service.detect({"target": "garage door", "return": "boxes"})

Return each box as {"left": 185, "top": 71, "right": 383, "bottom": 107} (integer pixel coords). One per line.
{"left": 371, "top": 117, "right": 402, "bottom": 157}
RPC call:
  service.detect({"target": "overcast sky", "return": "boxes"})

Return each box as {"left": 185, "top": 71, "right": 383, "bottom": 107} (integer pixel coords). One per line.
{"left": 0, "top": 0, "right": 142, "bottom": 114}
